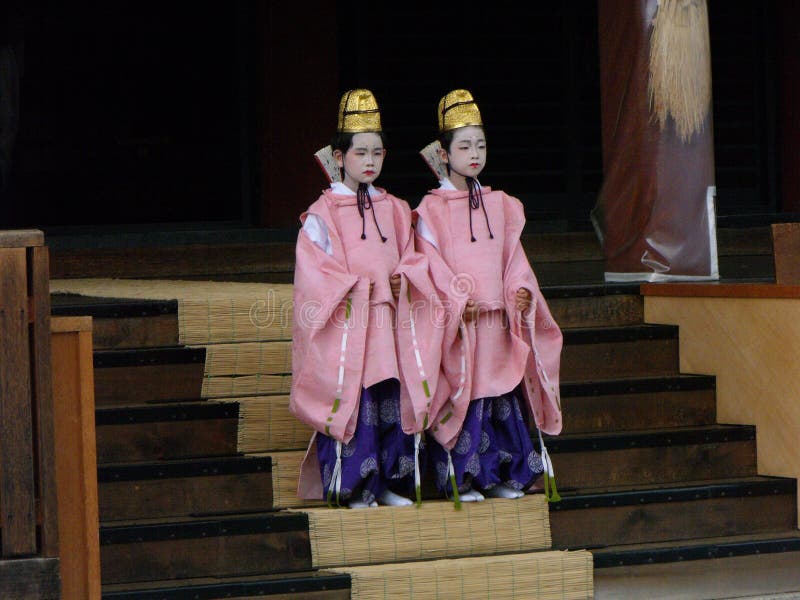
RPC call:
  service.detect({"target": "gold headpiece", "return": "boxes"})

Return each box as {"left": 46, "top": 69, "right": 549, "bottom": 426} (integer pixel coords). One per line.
{"left": 337, "top": 89, "right": 382, "bottom": 133}
{"left": 438, "top": 89, "right": 483, "bottom": 132}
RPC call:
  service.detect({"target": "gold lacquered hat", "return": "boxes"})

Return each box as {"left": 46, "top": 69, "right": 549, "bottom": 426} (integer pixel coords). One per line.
{"left": 337, "top": 89, "right": 382, "bottom": 133}
{"left": 438, "top": 89, "right": 483, "bottom": 132}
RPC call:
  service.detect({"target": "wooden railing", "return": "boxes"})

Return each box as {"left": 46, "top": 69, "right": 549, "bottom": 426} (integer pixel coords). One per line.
{"left": 0, "top": 230, "right": 59, "bottom": 597}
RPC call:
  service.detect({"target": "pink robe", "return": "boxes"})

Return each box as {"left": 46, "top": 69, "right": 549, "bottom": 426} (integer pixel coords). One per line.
{"left": 291, "top": 187, "right": 443, "bottom": 498}
{"left": 414, "top": 187, "right": 563, "bottom": 450}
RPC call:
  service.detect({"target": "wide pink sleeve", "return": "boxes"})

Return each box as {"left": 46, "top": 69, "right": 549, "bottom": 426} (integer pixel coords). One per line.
{"left": 289, "top": 220, "right": 370, "bottom": 444}
{"left": 413, "top": 202, "right": 473, "bottom": 449}
{"left": 391, "top": 202, "right": 445, "bottom": 435}
{"left": 502, "top": 195, "right": 563, "bottom": 435}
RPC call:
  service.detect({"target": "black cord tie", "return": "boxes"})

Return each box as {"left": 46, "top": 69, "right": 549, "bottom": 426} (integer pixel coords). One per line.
{"left": 466, "top": 177, "right": 494, "bottom": 243}
{"left": 357, "top": 183, "right": 387, "bottom": 243}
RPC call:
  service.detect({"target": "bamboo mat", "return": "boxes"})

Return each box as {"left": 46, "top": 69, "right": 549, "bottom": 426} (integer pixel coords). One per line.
{"left": 50, "top": 279, "right": 293, "bottom": 344}
{"left": 330, "top": 549, "right": 593, "bottom": 600}
{"left": 200, "top": 342, "right": 292, "bottom": 398}
{"left": 290, "top": 495, "right": 551, "bottom": 569}
{"left": 234, "top": 396, "right": 311, "bottom": 452}
{"left": 252, "top": 450, "right": 323, "bottom": 509}
{"left": 202, "top": 373, "right": 292, "bottom": 399}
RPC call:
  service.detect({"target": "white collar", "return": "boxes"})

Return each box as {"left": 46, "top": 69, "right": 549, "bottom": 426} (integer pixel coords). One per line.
{"left": 331, "top": 181, "right": 379, "bottom": 196}
{"left": 439, "top": 177, "right": 481, "bottom": 191}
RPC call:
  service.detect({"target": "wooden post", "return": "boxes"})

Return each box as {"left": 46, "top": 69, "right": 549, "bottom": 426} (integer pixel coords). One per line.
{"left": 31, "top": 246, "right": 58, "bottom": 557}
{"left": 772, "top": 223, "right": 800, "bottom": 284}
{"left": 0, "top": 231, "right": 41, "bottom": 557}
{"left": 51, "top": 316, "right": 101, "bottom": 600}
{"left": 0, "top": 229, "right": 61, "bottom": 597}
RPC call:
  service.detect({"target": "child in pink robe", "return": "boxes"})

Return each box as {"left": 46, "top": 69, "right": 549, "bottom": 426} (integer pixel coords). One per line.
{"left": 290, "top": 89, "right": 443, "bottom": 508}
{"left": 415, "top": 89, "right": 564, "bottom": 504}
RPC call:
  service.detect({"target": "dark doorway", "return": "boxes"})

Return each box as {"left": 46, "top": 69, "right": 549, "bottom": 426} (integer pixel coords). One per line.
{"left": 1, "top": 2, "right": 255, "bottom": 231}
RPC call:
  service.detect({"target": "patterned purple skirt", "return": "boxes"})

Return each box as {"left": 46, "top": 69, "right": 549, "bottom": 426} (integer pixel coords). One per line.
{"left": 316, "top": 378, "right": 419, "bottom": 505}
{"left": 428, "top": 388, "right": 543, "bottom": 495}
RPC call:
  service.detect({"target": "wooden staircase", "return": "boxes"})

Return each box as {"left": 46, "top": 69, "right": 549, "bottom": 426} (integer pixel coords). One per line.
{"left": 47, "top": 225, "right": 800, "bottom": 598}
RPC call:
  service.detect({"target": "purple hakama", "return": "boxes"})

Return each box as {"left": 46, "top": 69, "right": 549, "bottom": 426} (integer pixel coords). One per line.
{"left": 316, "top": 379, "right": 420, "bottom": 505}
{"left": 429, "top": 388, "right": 543, "bottom": 495}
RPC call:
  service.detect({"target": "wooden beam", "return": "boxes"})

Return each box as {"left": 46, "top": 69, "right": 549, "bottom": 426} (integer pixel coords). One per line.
{"left": 0, "top": 557, "right": 60, "bottom": 599}
{"left": 30, "top": 247, "right": 59, "bottom": 557}
{"left": 772, "top": 223, "right": 800, "bottom": 285}
{"left": 641, "top": 282, "right": 800, "bottom": 298}
{"left": 51, "top": 316, "right": 101, "bottom": 599}
{"left": 0, "top": 230, "right": 44, "bottom": 248}
{"left": 0, "top": 247, "right": 37, "bottom": 556}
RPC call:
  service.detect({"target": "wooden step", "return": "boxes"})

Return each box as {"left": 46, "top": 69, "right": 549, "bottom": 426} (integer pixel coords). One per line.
{"left": 49, "top": 239, "right": 297, "bottom": 281}
{"left": 99, "top": 512, "right": 311, "bottom": 585}
{"left": 561, "top": 325, "right": 679, "bottom": 382}
{"left": 52, "top": 294, "right": 179, "bottom": 349}
{"left": 561, "top": 375, "right": 716, "bottom": 433}
{"left": 95, "top": 401, "right": 239, "bottom": 464}
{"left": 94, "top": 347, "right": 205, "bottom": 405}
{"left": 101, "top": 571, "right": 351, "bottom": 600}
{"left": 548, "top": 424, "right": 757, "bottom": 489}
{"left": 264, "top": 425, "right": 755, "bottom": 510}
{"left": 48, "top": 225, "right": 775, "bottom": 284}
{"left": 591, "top": 530, "right": 800, "bottom": 568}
{"left": 89, "top": 323, "right": 680, "bottom": 410}
{"left": 98, "top": 456, "right": 272, "bottom": 521}
{"left": 217, "top": 375, "right": 717, "bottom": 456}
{"left": 549, "top": 476, "right": 797, "bottom": 550}
{"left": 544, "top": 283, "right": 643, "bottom": 329}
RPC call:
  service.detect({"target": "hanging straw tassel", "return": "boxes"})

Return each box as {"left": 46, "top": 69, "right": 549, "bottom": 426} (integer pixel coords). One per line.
{"left": 537, "top": 429, "right": 561, "bottom": 503}
{"left": 447, "top": 451, "right": 462, "bottom": 510}
{"left": 327, "top": 441, "right": 343, "bottom": 507}
{"left": 648, "top": 0, "right": 712, "bottom": 142}
{"left": 413, "top": 433, "right": 423, "bottom": 507}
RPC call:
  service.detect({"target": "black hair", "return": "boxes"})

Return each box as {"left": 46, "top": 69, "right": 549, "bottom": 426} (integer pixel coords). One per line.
{"left": 330, "top": 131, "right": 387, "bottom": 154}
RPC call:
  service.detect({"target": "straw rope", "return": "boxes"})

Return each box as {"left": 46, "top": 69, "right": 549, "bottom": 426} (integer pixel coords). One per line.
{"left": 291, "top": 495, "right": 551, "bottom": 569}
{"left": 233, "top": 396, "right": 312, "bottom": 452}
{"left": 252, "top": 450, "right": 323, "bottom": 509}
{"left": 331, "top": 549, "right": 593, "bottom": 600}
{"left": 648, "top": 0, "right": 712, "bottom": 142}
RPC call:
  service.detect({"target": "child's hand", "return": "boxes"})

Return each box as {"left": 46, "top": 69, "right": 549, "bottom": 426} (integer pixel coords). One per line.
{"left": 390, "top": 274, "right": 401, "bottom": 299}
{"left": 463, "top": 299, "right": 478, "bottom": 322}
{"left": 516, "top": 288, "right": 532, "bottom": 314}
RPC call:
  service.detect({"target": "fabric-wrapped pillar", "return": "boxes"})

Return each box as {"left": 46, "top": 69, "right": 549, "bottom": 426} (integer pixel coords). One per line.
{"left": 593, "top": 0, "right": 718, "bottom": 282}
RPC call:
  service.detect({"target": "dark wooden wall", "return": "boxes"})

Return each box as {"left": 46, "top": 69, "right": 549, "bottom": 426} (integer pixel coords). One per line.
{"left": 254, "top": 2, "right": 339, "bottom": 230}
{"left": 0, "top": 2, "right": 795, "bottom": 232}
{"left": 777, "top": 0, "right": 800, "bottom": 212}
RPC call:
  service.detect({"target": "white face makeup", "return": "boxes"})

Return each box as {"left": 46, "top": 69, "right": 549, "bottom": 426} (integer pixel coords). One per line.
{"left": 334, "top": 132, "right": 386, "bottom": 192}
{"left": 440, "top": 126, "right": 487, "bottom": 190}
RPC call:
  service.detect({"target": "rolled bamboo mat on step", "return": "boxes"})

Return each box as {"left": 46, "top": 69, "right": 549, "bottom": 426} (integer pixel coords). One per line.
{"left": 290, "top": 495, "right": 551, "bottom": 569}
{"left": 200, "top": 341, "right": 293, "bottom": 398}
{"left": 201, "top": 341, "right": 291, "bottom": 376}
{"left": 233, "top": 396, "right": 311, "bottom": 452}
{"left": 330, "top": 549, "right": 593, "bottom": 600}
{"left": 50, "top": 279, "right": 293, "bottom": 344}
{"left": 202, "top": 374, "right": 292, "bottom": 399}
{"left": 252, "top": 450, "right": 324, "bottom": 509}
